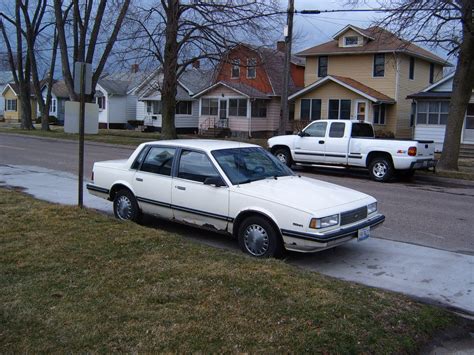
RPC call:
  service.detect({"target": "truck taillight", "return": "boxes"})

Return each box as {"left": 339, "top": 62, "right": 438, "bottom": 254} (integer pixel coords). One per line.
{"left": 408, "top": 147, "right": 417, "bottom": 156}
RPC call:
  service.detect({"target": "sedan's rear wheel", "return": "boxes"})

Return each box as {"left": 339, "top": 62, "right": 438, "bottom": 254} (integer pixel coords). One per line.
{"left": 113, "top": 189, "right": 140, "bottom": 222}
{"left": 238, "top": 216, "right": 284, "bottom": 258}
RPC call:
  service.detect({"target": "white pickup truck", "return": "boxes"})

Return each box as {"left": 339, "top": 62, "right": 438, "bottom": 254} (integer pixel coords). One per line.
{"left": 268, "top": 120, "right": 436, "bottom": 182}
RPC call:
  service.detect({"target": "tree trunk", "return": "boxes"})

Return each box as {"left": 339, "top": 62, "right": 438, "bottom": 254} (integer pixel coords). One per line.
{"left": 19, "top": 84, "right": 34, "bottom": 129}
{"left": 161, "top": 0, "right": 179, "bottom": 139}
{"left": 437, "top": 2, "right": 474, "bottom": 171}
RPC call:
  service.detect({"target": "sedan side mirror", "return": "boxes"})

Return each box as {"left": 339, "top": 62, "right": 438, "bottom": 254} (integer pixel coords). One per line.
{"left": 203, "top": 176, "right": 226, "bottom": 187}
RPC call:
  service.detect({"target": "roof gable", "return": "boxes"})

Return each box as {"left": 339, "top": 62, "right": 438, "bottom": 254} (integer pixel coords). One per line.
{"left": 332, "top": 25, "right": 374, "bottom": 40}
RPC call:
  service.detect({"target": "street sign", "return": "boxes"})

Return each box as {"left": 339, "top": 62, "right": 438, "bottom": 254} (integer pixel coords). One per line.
{"left": 74, "top": 62, "right": 92, "bottom": 95}
{"left": 64, "top": 101, "right": 99, "bottom": 134}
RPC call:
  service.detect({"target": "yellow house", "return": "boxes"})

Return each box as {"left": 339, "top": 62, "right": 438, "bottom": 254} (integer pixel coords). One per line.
{"left": 1, "top": 83, "right": 37, "bottom": 123}
{"left": 290, "top": 25, "right": 450, "bottom": 138}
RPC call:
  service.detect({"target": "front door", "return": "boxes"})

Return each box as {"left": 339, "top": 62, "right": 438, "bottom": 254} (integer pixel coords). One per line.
{"left": 219, "top": 100, "right": 227, "bottom": 119}
{"left": 172, "top": 149, "right": 229, "bottom": 230}
{"left": 355, "top": 101, "right": 367, "bottom": 121}
{"left": 463, "top": 103, "right": 474, "bottom": 143}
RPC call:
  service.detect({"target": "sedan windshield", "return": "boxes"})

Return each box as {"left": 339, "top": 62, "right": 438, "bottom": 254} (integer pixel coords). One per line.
{"left": 212, "top": 147, "right": 294, "bottom": 185}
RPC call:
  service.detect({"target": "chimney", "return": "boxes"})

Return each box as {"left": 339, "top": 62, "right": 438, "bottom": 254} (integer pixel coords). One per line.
{"left": 192, "top": 60, "right": 200, "bottom": 69}
{"left": 131, "top": 64, "right": 139, "bottom": 73}
{"left": 277, "top": 41, "right": 286, "bottom": 52}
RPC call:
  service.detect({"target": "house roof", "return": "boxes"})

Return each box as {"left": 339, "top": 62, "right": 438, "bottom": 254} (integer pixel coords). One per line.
{"left": 0, "top": 71, "right": 14, "bottom": 85}
{"left": 2, "top": 82, "right": 36, "bottom": 97}
{"left": 193, "top": 81, "right": 270, "bottom": 99}
{"left": 332, "top": 24, "right": 374, "bottom": 40}
{"left": 97, "top": 79, "right": 130, "bottom": 95}
{"left": 297, "top": 26, "right": 450, "bottom": 66}
{"left": 288, "top": 75, "right": 396, "bottom": 103}
{"left": 100, "top": 70, "right": 153, "bottom": 94}
{"left": 46, "top": 80, "right": 69, "bottom": 99}
{"left": 406, "top": 91, "right": 452, "bottom": 100}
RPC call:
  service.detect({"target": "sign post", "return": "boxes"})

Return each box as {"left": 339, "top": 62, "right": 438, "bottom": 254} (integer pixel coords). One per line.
{"left": 74, "top": 62, "right": 92, "bottom": 208}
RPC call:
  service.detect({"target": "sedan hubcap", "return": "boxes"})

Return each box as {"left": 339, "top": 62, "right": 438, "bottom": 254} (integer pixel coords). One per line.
{"left": 244, "top": 224, "right": 269, "bottom": 256}
{"left": 116, "top": 196, "right": 133, "bottom": 220}
{"left": 373, "top": 162, "right": 387, "bottom": 178}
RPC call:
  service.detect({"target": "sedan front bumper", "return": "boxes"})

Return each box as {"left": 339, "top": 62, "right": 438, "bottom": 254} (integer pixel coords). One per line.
{"left": 281, "top": 214, "right": 385, "bottom": 253}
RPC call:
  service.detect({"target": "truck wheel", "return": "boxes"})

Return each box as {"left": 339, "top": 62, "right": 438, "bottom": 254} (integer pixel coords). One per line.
{"left": 369, "top": 157, "right": 393, "bottom": 182}
{"left": 113, "top": 189, "right": 141, "bottom": 222}
{"left": 238, "top": 216, "right": 284, "bottom": 258}
{"left": 274, "top": 148, "right": 292, "bottom": 167}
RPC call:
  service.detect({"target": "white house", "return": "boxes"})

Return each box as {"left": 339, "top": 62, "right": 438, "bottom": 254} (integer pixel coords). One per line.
{"left": 95, "top": 68, "right": 151, "bottom": 129}
{"left": 407, "top": 73, "right": 474, "bottom": 152}
{"left": 135, "top": 67, "right": 212, "bottom": 133}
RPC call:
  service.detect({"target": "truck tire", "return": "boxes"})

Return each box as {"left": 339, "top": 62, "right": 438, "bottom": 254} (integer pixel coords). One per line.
{"left": 369, "top": 157, "right": 394, "bottom": 182}
{"left": 274, "top": 148, "right": 292, "bottom": 167}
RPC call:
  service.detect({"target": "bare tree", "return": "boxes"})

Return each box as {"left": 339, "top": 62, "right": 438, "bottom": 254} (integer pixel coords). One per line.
{"left": 348, "top": 0, "right": 473, "bottom": 171}
{"left": 1, "top": 0, "right": 62, "bottom": 131}
{"left": 127, "top": 0, "right": 282, "bottom": 139}
{"left": 53, "top": 0, "right": 131, "bottom": 102}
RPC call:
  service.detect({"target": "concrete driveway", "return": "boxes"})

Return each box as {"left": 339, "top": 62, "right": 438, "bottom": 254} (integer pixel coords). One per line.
{"left": 1, "top": 164, "right": 473, "bottom": 315}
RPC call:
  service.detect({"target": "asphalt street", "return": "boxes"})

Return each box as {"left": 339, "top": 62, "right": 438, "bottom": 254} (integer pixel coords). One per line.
{"left": 1, "top": 133, "right": 474, "bottom": 314}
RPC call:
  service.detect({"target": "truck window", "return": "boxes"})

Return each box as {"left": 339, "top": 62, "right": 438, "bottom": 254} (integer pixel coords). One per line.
{"left": 329, "top": 122, "right": 345, "bottom": 138}
{"left": 351, "top": 123, "right": 374, "bottom": 138}
{"left": 304, "top": 121, "right": 327, "bottom": 137}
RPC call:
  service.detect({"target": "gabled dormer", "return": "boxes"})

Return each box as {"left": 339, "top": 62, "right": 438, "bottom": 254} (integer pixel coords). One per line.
{"left": 332, "top": 25, "right": 374, "bottom": 48}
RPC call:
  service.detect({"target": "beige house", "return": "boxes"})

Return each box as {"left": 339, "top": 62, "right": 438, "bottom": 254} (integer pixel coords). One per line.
{"left": 289, "top": 25, "right": 450, "bottom": 138}
{"left": 2, "top": 83, "right": 37, "bottom": 123}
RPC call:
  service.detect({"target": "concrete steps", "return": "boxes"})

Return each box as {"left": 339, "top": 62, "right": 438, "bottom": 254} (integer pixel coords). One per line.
{"left": 459, "top": 144, "right": 474, "bottom": 159}
{"left": 199, "top": 127, "right": 230, "bottom": 138}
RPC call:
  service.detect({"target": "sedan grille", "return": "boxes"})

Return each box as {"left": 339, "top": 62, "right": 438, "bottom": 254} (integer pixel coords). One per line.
{"left": 340, "top": 206, "right": 367, "bottom": 226}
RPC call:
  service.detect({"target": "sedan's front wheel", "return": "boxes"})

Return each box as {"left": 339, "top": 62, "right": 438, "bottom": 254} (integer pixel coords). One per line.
{"left": 113, "top": 189, "right": 140, "bottom": 222}
{"left": 238, "top": 216, "right": 284, "bottom": 258}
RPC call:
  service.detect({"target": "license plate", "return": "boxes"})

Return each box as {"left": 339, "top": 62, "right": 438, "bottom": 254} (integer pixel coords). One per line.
{"left": 357, "top": 226, "right": 370, "bottom": 241}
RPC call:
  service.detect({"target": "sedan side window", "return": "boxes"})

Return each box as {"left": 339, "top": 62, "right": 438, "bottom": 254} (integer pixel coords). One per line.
{"left": 140, "top": 147, "right": 176, "bottom": 176}
{"left": 304, "top": 122, "right": 327, "bottom": 137}
{"left": 178, "top": 150, "right": 220, "bottom": 183}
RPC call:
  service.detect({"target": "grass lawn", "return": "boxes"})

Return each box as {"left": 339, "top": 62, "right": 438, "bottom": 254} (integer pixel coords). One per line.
{"left": 0, "top": 189, "right": 459, "bottom": 352}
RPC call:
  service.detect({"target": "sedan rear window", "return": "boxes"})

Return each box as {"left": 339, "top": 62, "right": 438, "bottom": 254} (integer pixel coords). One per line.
{"left": 140, "top": 147, "right": 176, "bottom": 176}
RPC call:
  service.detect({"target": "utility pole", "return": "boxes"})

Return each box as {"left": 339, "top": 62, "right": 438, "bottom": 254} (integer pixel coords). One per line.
{"left": 279, "top": 0, "right": 294, "bottom": 135}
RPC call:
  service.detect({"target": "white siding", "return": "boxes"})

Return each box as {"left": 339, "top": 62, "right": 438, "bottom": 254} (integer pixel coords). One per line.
{"left": 143, "top": 100, "right": 199, "bottom": 129}
{"left": 432, "top": 79, "right": 453, "bottom": 92}
{"left": 107, "top": 96, "right": 128, "bottom": 124}
{"left": 136, "top": 101, "right": 147, "bottom": 121}
{"left": 414, "top": 125, "right": 446, "bottom": 152}
{"left": 126, "top": 94, "right": 138, "bottom": 120}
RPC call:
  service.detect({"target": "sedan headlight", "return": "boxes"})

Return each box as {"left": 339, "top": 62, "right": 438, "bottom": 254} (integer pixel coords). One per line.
{"left": 310, "top": 214, "right": 339, "bottom": 229}
{"left": 368, "top": 202, "right": 377, "bottom": 215}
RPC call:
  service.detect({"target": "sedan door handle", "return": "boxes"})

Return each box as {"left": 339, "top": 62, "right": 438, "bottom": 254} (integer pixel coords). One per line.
{"left": 136, "top": 177, "right": 143, "bottom": 182}
{"left": 319, "top": 140, "right": 325, "bottom": 144}
{"left": 175, "top": 186, "right": 186, "bottom": 191}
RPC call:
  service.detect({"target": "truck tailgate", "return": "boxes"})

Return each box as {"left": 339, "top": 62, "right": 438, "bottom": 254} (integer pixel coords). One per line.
{"left": 416, "top": 141, "right": 435, "bottom": 157}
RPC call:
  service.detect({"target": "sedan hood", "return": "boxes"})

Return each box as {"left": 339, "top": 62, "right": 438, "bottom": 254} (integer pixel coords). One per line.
{"left": 232, "top": 176, "right": 373, "bottom": 214}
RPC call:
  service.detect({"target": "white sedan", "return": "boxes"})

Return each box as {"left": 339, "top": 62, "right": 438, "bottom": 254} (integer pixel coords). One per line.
{"left": 87, "top": 140, "right": 385, "bottom": 257}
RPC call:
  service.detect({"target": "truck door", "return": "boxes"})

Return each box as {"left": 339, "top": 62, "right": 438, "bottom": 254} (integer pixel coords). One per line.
{"left": 324, "top": 121, "right": 349, "bottom": 165}
{"left": 293, "top": 121, "right": 328, "bottom": 163}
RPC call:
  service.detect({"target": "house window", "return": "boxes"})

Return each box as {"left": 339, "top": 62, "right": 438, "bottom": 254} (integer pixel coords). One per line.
{"left": 175, "top": 101, "right": 192, "bottom": 115}
{"left": 344, "top": 36, "right": 359, "bottom": 46}
{"left": 409, "top": 57, "right": 415, "bottom": 80}
{"left": 300, "top": 99, "right": 321, "bottom": 120}
{"left": 429, "top": 63, "right": 435, "bottom": 84}
{"left": 229, "top": 98, "right": 247, "bottom": 117}
{"left": 231, "top": 59, "right": 240, "bottom": 78}
{"left": 373, "top": 104, "right": 386, "bottom": 125}
{"left": 146, "top": 100, "right": 162, "bottom": 115}
{"left": 328, "top": 99, "right": 351, "bottom": 119}
{"left": 373, "top": 54, "right": 385, "bottom": 77}
{"left": 251, "top": 99, "right": 267, "bottom": 118}
{"left": 417, "top": 101, "right": 449, "bottom": 125}
{"left": 466, "top": 104, "right": 474, "bottom": 129}
{"left": 5, "top": 99, "right": 17, "bottom": 111}
{"left": 201, "top": 98, "right": 218, "bottom": 116}
{"left": 247, "top": 58, "right": 256, "bottom": 79}
{"left": 318, "top": 56, "right": 328, "bottom": 77}
{"left": 50, "top": 98, "right": 57, "bottom": 113}
{"left": 97, "top": 96, "right": 106, "bottom": 110}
